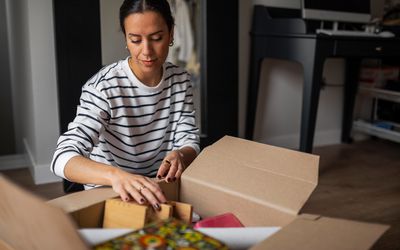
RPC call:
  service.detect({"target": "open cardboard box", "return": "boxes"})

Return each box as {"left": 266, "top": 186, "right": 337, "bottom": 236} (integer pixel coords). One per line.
{"left": 0, "top": 136, "right": 389, "bottom": 249}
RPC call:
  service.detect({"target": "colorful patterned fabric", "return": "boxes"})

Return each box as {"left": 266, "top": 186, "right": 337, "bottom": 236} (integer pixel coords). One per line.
{"left": 94, "top": 218, "right": 227, "bottom": 250}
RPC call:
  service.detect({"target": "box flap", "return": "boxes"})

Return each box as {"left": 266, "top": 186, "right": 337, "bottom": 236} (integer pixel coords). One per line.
{"left": 48, "top": 179, "right": 178, "bottom": 213}
{"left": 156, "top": 179, "right": 179, "bottom": 201}
{"left": 0, "top": 175, "right": 88, "bottom": 250}
{"left": 48, "top": 187, "right": 118, "bottom": 213}
{"left": 250, "top": 214, "right": 389, "bottom": 250}
{"left": 182, "top": 136, "right": 319, "bottom": 215}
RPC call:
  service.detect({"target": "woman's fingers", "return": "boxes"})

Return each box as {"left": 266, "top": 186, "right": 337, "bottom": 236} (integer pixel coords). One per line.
{"left": 111, "top": 170, "right": 167, "bottom": 210}
{"left": 159, "top": 150, "right": 186, "bottom": 182}
{"left": 156, "top": 159, "right": 171, "bottom": 179}
{"left": 142, "top": 177, "right": 167, "bottom": 204}
{"left": 174, "top": 161, "right": 184, "bottom": 179}
{"left": 123, "top": 178, "right": 166, "bottom": 210}
{"left": 124, "top": 182, "right": 146, "bottom": 204}
{"left": 139, "top": 186, "right": 162, "bottom": 210}
{"left": 165, "top": 161, "right": 178, "bottom": 182}
{"left": 116, "top": 187, "right": 130, "bottom": 202}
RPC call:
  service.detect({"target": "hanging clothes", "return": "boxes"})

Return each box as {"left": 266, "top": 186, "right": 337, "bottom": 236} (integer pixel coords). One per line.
{"left": 167, "top": 0, "right": 194, "bottom": 65}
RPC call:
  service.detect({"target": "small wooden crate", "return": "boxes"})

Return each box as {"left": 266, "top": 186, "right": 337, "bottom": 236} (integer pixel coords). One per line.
{"left": 102, "top": 198, "right": 192, "bottom": 229}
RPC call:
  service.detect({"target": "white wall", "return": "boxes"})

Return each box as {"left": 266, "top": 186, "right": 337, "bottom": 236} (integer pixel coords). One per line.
{"left": 0, "top": 0, "right": 28, "bottom": 171}
{"left": 6, "top": 0, "right": 31, "bottom": 155}
{"left": 6, "top": 0, "right": 60, "bottom": 184}
{"left": 100, "top": 0, "right": 128, "bottom": 65}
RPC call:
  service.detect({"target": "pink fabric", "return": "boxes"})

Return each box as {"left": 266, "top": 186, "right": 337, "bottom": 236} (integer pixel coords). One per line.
{"left": 194, "top": 213, "right": 244, "bottom": 228}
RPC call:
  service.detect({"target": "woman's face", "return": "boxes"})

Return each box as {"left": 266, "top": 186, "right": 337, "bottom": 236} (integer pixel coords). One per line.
{"left": 124, "top": 11, "right": 172, "bottom": 85}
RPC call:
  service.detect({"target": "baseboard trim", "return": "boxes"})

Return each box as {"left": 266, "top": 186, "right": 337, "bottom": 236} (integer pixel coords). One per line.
{"left": 0, "top": 154, "right": 29, "bottom": 170}
{"left": 23, "top": 138, "right": 61, "bottom": 185}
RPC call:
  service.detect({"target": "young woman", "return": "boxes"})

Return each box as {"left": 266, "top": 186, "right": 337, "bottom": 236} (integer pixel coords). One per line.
{"left": 51, "top": 0, "right": 199, "bottom": 211}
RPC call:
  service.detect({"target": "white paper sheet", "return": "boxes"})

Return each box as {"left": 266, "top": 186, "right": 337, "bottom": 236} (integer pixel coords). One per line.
{"left": 197, "top": 227, "right": 281, "bottom": 250}
{"left": 79, "top": 228, "right": 134, "bottom": 246}
{"left": 79, "top": 226, "right": 281, "bottom": 249}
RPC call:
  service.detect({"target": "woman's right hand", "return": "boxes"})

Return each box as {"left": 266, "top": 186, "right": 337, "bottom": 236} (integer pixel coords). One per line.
{"left": 64, "top": 156, "right": 166, "bottom": 210}
{"left": 109, "top": 168, "right": 167, "bottom": 210}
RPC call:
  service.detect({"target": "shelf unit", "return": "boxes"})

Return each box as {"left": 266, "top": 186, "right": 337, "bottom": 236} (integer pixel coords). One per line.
{"left": 353, "top": 120, "right": 400, "bottom": 143}
{"left": 353, "top": 86, "right": 400, "bottom": 143}
{"left": 358, "top": 86, "right": 400, "bottom": 102}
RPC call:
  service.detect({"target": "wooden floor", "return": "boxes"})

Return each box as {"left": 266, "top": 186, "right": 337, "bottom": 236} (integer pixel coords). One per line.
{"left": 1, "top": 168, "right": 64, "bottom": 200}
{"left": 1, "top": 138, "right": 399, "bottom": 249}
{"left": 303, "top": 139, "right": 400, "bottom": 250}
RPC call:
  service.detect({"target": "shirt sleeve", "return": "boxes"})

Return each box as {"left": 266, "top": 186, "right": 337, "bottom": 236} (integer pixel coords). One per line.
{"left": 50, "top": 83, "right": 111, "bottom": 179}
{"left": 173, "top": 81, "right": 200, "bottom": 154}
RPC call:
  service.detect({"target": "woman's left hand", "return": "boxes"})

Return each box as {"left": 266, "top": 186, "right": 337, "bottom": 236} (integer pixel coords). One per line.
{"left": 156, "top": 150, "right": 185, "bottom": 183}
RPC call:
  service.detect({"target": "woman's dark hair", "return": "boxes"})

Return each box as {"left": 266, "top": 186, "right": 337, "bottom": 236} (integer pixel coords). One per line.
{"left": 120, "top": 0, "right": 174, "bottom": 35}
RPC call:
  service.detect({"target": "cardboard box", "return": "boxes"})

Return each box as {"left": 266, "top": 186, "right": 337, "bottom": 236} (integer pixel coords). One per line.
{"left": 179, "top": 136, "right": 389, "bottom": 249}
{"left": 0, "top": 136, "right": 389, "bottom": 249}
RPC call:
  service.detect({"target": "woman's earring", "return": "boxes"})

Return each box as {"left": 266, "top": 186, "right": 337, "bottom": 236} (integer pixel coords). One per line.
{"left": 169, "top": 40, "right": 174, "bottom": 47}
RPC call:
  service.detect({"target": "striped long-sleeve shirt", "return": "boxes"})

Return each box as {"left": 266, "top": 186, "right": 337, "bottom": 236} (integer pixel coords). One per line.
{"left": 51, "top": 58, "right": 200, "bottom": 188}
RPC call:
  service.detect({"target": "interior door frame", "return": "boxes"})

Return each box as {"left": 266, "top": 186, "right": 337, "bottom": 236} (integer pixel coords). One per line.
{"left": 200, "top": 0, "right": 238, "bottom": 147}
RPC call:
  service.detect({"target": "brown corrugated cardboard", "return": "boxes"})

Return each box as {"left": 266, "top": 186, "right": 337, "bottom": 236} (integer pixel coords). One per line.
{"left": 180, "top": 136, "right": 388, "bottom": 249}
{"left": 47, "top": 178, "right": 180, "bottom": 228}
{"left": 0, "top": 136, "right": 389, "bottom": 249}
{"left": 251, "top": 214, "right": 389, "bottom": 250}
{"left": 48, "top": 186, "right": 118, "bottom": 213}
{"left": 0, "top": 175, "right": 88, "bottom": 250}
{"left": 181, "top": 136, "right": 318, "bottom": 226}
{"left": 48, "top": 179, "right": 178, "bottom": 213}
{"left": 48, "top": 186, "right": 118, "bottom": 228}
{"left": 0, "top": 175, "right": 185, "bottom": 250}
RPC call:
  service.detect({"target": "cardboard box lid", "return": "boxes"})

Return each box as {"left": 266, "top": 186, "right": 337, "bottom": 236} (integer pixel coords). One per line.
{"left": 250, "top": 214, "right": 389, "bottom": 250}
{"left": 183, "top": 136, "right": 319, "bottom": 216}
{"left": 47, "top": 180, "right": 178, "bottom": 214}
{"left": 48, "top": 186, "right": 118, "bottom": 213}
{"left": 0, "top": 175, "right": 88, "bottom": 250}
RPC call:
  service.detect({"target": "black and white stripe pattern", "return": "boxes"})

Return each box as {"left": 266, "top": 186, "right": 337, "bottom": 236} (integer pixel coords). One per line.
{"left": 51, "top": 59, "right": 200, "bottom": 188}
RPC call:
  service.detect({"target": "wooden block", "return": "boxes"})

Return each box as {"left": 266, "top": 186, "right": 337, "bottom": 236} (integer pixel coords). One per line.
{"left": 169, "top": 201, "right": 193, "bottom": 224}
{"left": 102, "top": 198, "right": 193, "bottom": 229}
{"left": 103, "top": 198, "right": 148, "bottom": 229}
{"left": 148, "top": 203, "right": 173, "bottom": 222}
